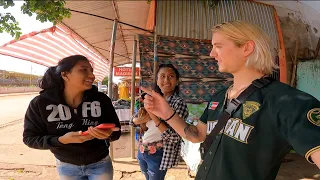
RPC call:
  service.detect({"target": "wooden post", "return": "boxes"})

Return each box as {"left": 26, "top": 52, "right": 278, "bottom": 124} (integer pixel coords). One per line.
{"left": 130, "top": 37, "right": 138, "bottom": 159}
{"left": 108, "top": 20, "right": 118, "bottom": 161}
{"left": 273, "top": 8, "right": 287, "bottom": 84}
{"left": 290, "top": 40, "right": 299, "bottom": 88}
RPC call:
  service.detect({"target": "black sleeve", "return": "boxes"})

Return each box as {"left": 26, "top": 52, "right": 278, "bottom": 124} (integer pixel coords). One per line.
{"left": 276, "top": 93, "right": 320, "bottom": 163}
{"left": 23, "top": 97, "right": 63, "bottom": 149}
{"left": 101, "top": 95, "right": 121, "bottom": 142}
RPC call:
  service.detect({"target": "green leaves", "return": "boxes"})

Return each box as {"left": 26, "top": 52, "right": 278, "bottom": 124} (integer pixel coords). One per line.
{"left": 0, "top": 12, "right": 21, "bottom": 39}
{"left": 102, "top": 76, "right": 109, "bottom": 85}
{"left": 20, "top": 0, "right": 71, "bottom": 25}
{"left": 0, "top": 0, "right": 14, "bottom": 9}
{"left": 0, "top": 0, "right": 21, "bottom": 39}
{"left": 0, "top": 0, "right": 71, "bottom": 39}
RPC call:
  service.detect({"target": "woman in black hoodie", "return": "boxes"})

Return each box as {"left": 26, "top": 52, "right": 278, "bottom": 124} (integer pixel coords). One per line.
{"left": 23, "top": 55, "right": 121, "bottom": 180}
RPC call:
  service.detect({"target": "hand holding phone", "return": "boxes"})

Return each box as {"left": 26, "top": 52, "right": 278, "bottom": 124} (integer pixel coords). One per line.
{"left": 81, "top": 123, "right": 116, "bottom": 136}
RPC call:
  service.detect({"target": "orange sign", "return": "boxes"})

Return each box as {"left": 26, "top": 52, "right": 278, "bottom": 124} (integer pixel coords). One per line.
{"left": 114, "top": 67, "right": 140, "bottom": 76}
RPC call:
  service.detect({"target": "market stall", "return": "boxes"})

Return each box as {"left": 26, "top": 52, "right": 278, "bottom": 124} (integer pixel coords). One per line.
{"left": 112, "top": 67, "right": 141, "bottom": 132}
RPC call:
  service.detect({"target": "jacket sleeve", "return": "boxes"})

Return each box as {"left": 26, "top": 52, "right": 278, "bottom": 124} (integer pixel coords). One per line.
{"left": 276, "top": 93, "right": 320, "bottom": 163}
{"left": 23, "top": 97, "right": 63, "bottom": 149}
{"left": 102, "top": 95, "right": 121, "bottom": 142}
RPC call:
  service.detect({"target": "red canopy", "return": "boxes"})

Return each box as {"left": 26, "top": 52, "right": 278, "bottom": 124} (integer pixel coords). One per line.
{"left": 0, "top": 25, "right": 109, "bottom": 81}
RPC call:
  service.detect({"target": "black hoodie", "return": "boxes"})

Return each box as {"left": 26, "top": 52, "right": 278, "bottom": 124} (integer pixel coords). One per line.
{"left": 23, "top": 86, "right": 121, "bottom": 165}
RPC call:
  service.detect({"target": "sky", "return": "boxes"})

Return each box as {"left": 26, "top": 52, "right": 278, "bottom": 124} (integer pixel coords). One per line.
{"left": 0, "top": 2, "right": 125, "bottom": 83}
{"left": 0, "top": 1, "right": 51, "bottom": 76}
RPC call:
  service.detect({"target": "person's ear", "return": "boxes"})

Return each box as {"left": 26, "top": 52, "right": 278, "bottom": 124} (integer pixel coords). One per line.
{"left": 243, "top": 40, "right": 255, "bottom": 57}
{"left": 61, "top": 72, "right": 69, "bottom": 81}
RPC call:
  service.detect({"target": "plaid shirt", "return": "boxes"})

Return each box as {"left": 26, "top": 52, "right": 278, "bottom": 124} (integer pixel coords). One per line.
{"left": 160, "top": 92, "right": 189, "bottom": 170}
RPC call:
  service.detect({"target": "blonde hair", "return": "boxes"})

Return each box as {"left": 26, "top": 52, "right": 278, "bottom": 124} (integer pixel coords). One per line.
{"left": 212, "top": 20, "right": 278, "bottom": 75}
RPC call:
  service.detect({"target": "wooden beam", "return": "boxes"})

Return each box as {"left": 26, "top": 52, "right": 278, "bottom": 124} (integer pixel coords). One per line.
{"left": 273, "top": 8, "right": 288, "bottom": 84}
{"left": 146, "top": 0, "right": 156, "bottom": 31}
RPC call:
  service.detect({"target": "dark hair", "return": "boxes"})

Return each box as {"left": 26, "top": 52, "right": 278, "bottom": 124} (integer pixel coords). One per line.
{"left": 39, "top": 55, "right": 89, "bottom": 90}
{"left": 141, "top": 92, "right": 147, "bottom": 100}
{"left": 154, "top": 63, "right": 180, "bottom": 96}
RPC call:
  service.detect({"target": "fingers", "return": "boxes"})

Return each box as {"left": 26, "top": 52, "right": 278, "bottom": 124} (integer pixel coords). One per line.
{"left": 141, "top": 87, "right": 163, "bottom": 99}
{"left": 111, "top": 127, "right": 120, "bottom": 131}
{"left": 141, "top": 87, "right": 152, "bottom": 96}
{"left": 88, "top": 127, "right": 113, "bottom": 139}
{"left": 143, "top": 98, "right": 154, "bottom": 109}
{"left": 77, "top": 131, "right": 93, "bottom": 139}
{"left": 80, "top": 134, "right": 94, "bottom": 141}
{"left": 149, "top": 112, "right": 157, "bottom": 118}
{"left": 88, "top": 127, "right": 106, "bottom": 139}
{"left": 61, "top": 131, "right": 93, "bottom": 144}
{"left": 145, "top": 109, "right": 155, "bottom": 117}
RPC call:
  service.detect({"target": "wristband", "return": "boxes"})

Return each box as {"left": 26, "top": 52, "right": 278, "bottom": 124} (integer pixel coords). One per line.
{"left": 164, "top": 111, "right": 176, "bottom": 122}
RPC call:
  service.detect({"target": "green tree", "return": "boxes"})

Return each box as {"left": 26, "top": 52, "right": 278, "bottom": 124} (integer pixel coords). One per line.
{"left": 102, "top": 76, "right": 108, "bottom": 85}
{"left": 0, "top": 0, "right": 71, "bottom": 39}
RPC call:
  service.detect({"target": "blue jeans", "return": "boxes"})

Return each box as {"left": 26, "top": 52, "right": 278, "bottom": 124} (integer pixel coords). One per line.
{"left": 137, "top": 149, "right": 168, "bottom": 180}
{"left": 56, "top": 155, "right": 113, "bottom": 180}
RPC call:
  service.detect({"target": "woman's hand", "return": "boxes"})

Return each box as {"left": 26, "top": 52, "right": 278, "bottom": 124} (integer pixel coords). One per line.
{"left": 147, "top": 111, "right": 158, "bottom": 120}
{"left": 141, "top": 87, "right": 174, "bottom": 120}
{"left": 87, "top": 127, "right": 120, "bottom": 140}
{"left": 145, "top": 109, "right": 160, "bottom": 123}
{"left": 58, "top": 131, "right": 94, "bottom": 144}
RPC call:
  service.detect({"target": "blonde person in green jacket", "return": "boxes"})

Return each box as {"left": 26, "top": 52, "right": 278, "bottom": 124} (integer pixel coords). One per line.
{"left": 141, "top": 21, "right": 320, "bottom": 180}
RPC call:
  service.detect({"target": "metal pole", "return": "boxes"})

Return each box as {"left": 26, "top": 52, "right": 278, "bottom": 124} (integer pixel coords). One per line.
{"left": 130, "top": 37, "right": 137, "bottom": 159}
{"left": 2, "top": 71, "right": 4, "bottom": 85}
{"left": 29, "top": 65, "right": 32, "bottom": 86}
{"left": 108, "top": 19, "right": 118, "bottom": 161}
{"left": 153, "top": 26, "right": 158, "bottom": 83}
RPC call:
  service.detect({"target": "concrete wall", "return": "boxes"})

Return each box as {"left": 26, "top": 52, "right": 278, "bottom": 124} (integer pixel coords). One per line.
{"left": 0, "top": 86, "right": 41, "bottom": 94}
{"left": 297, "top": 60, "right": 320, "bottom": 100}
{"left": 259, "top": 1, "right": 320, "bottom": 79}
{"left": 258, "top": 1, "right": 320, "bottom": 97}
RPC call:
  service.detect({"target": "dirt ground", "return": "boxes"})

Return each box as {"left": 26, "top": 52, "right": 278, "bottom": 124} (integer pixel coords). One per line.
{"left": 0, "top": 132, "right": 319, "bottom": 180}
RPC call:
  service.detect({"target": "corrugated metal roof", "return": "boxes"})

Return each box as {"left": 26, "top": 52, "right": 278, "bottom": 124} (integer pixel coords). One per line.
{"left": 156, "top": 0, "right": 279, "bottom": 51}
{"left": 156, "top": 0, "right": 280, "bottom": 80}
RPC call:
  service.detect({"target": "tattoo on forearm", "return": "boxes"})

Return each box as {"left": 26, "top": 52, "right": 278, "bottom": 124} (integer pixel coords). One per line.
{"left": 184, "top": 124, "right": 199, "bottom": 139}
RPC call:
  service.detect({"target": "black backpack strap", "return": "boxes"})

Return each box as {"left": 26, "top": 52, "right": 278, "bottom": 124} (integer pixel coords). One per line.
{"left": 201, "top": 77, "right": 274, "bottom": 156}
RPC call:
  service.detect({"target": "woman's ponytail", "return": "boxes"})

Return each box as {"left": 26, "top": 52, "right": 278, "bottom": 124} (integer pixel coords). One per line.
{"left": 39, "top": 66, "right": 63, "bottom": 90}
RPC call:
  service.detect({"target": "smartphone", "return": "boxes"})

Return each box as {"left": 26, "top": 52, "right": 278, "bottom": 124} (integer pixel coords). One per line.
{"left": 80, "top": 123, "right": 116, "bottom": 136}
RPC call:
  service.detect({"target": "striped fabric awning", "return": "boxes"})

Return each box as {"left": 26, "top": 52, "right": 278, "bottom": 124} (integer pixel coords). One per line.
{"left": 0, "top": 25, "right": 109, "bottom": 81}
